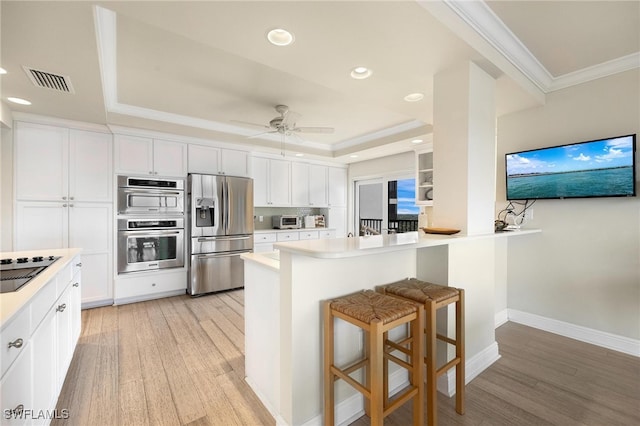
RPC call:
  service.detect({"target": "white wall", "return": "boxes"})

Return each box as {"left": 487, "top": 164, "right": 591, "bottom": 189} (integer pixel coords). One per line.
{"left": 497, "top": 69, "right": 640, "bottom": 340}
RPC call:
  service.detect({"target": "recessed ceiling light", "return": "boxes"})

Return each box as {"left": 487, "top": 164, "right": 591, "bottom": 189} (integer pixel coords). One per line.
{"left": 7, "top": 97, "right": 31, "bottom": 105}
{"left": 404, "top": 93, "right": 424, "bottom": 102}
{"left": 349, "top": 154, "right": 359, "bottom": 158}
{"left": 295, "top": 153, "right": 304, "bottom": 157}
{"left": 267, "top": 28, "right": 294, "bottom": 46}
{"left": 350, "top": 66, "right": 372, "bottom": 80}
{"left": 0, "top": 68, "right": 7, "bottom": 75}
{"left": 411, "top": 139, "right": 423, "bottom": 144}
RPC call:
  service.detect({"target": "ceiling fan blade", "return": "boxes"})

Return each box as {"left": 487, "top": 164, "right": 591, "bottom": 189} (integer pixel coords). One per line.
{"left": 248, "top": 130, "right": 277, "bottom": 139}
{"left": 292, "top": 126, "right": 335, "bottom": 134}
{"left": 230, "top": 119, "right": 270, "bottom": 130}
{"left": 282, "top": 110, "right": 301, "bottom": 127}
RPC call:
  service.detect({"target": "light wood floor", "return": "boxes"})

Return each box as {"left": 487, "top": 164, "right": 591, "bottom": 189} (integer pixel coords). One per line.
{"left": 54, "top": 291, "right": 640, "bottom": 426}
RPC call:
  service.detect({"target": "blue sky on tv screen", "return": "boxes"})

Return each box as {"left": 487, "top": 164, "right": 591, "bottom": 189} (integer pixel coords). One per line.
{"left": 506, "top": 136, "right": 634, "bottom": 176}
{"left": 397, "top": 178, "right": 420, "bottom": 215}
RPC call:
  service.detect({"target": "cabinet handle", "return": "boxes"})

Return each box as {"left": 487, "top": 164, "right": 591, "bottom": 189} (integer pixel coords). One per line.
{"left": 76, "top": 262, "right": 82, "bottom": 267}
{"left": 63, "top": 204, "right": 68, "bottom": 207}
{"left": 62, "top": 196, "right": 67, "bottom": 200}
{"left": 73, "top": 282, "right": 79, "bottom": 287}
{"left": 70, "top": 196, "right": 74, "bottom": 200}
{"left": 69, "top": 204, "right": 74, "bottom": 207}
{"left": 56, "top": 303, "right": 67, "bottom": 313}
{"left": 7, "top": 338, "right": 23, "bottom": 349}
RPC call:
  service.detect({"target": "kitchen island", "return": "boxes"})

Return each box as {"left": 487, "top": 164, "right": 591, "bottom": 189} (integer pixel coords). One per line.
{"left": 242, "top": 229, "right": 540, "bottom": 426}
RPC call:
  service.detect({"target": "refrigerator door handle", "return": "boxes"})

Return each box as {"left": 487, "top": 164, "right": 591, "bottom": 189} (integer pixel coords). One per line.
{"left": 196, "top": 235, "right": 251, "bottom": 242}
{"left": 195, "top": 250, "right": 250, "bottom": 259}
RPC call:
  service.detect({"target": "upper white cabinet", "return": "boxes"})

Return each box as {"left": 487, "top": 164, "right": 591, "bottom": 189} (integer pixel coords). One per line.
{"left": 328, "top": 167, "right": 347, "bottom": 207}
{"left": 292, "top": 163, "right": 328, "bottom": 207}
{"left": 15, "top": 122, "right": 112, "bottom": 202}
{"left": 188, "top": 144, "right": 250, "bottom": 177}
{"left": 114, "top": 134, "right": 187, "bottom": 177}
{"left": 415, "top": 147, "right": 434, "bottom": 206}
{"left": 252, "top": 156, "right": 291, "bottom": 206}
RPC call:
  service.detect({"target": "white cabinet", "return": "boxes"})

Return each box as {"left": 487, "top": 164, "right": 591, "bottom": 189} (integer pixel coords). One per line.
{"left": 329, "top": 207, "right": 347, "bottom": 238}
{"left": 188, "top": 145, "right": 250, "bottom": 176}
{"left": 292, "top": 163, "right": 328, "bottom": 207}
{"left": 15, "top": 202, "right": 112, "bottom": 306}
{"left": 328, "top": 167, "right": 347, "bottom": 207}
{"left": 299, "top": 230, "right": 319, "bottom": 240}
{"left": 114, "top": 134, "right": 187, "bottom": 177}
{"left": 254, "top": 232, "right": 277, "bottom": 253}
{"left": 114, "top": 270, "right": 186, "bottom": 304}
{"left": 415, "top": 147, "right": 434, "bottom": 206}
{"left": 15, "top": 122, "right": 112, "bottom": 202}
{"left": 0, "top": 254, "right": 81, "bottom": 426}
{"left": 252, "top": 156, "right": 291, "bottom": 206}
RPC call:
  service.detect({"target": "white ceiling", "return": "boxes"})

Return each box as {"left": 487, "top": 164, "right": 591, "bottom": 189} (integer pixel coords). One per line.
{"left": 2, "top": 1, "right": 638, "bottom": 163}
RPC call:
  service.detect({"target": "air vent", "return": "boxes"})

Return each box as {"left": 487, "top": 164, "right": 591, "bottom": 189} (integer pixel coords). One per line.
{"left": 22, "top": 66, "right": 75, "bottom": 94}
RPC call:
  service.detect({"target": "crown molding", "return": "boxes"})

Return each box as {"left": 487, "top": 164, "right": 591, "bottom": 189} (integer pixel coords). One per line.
{"left": 443, "top": 0, "right": 640, "bottom": 94}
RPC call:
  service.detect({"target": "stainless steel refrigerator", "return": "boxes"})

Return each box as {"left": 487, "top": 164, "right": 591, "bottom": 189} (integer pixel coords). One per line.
{"left": 187, "top": 174, "right": 254, "bottom": 296}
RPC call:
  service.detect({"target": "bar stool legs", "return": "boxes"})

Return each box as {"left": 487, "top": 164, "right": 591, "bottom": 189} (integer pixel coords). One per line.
{"left": 378, "top": 279, "right": 466, "bottom": 426}
{"left": 323, "top": 290, "right": 424, "bottom": 426}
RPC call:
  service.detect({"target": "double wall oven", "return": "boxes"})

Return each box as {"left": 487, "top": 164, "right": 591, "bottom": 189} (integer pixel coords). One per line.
{"left": 117, "top": 176, "right": 185, "bottom": 274}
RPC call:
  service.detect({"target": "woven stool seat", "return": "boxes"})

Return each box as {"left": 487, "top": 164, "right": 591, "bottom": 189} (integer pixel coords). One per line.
{"left": 382, "top": 278, "right": 459, "bottom": 303}
{"left": 330, "top": 290, "right": 418, "bottom": 325}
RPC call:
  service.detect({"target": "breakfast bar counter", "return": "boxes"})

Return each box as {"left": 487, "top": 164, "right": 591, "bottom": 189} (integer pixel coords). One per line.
{"left": 242, "top": 229, "right": 540, "bottom": 425}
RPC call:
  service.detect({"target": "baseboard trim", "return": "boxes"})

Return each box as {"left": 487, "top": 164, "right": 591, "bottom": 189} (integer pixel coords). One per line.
{"left": 244, "top": 377, "right": 288, "bottom": 426}
{"left": 495, "top": 309, "right": 509, "bottom": 328}
{"left": 438, "top": 341, "right": 501, "bottom": 397}
{"left": 507, "top": 309, "right": 640, "bottom": 358}
{"left": 113, "top": 289, "right": 185, "bottom": 306}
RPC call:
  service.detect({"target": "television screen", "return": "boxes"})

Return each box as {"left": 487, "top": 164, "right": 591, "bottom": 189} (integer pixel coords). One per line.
{"left": 506, "top": 134, "right": 636, "bottom": 200}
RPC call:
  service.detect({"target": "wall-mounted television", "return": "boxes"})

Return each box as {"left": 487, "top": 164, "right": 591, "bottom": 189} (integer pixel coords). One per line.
{"left": 506, "top": 134, "right": 636, "bottom": 200}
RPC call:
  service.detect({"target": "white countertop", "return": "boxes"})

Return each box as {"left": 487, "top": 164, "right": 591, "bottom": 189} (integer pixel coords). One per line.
{"left": 273, "top": 229, "right": 541, "bottom": 259}
{"left": 0, "top": 248, "right": 82, "bottom": 328}
{"left": 241, "top": 251, "right": 280, "bottom": 271}
{"left": 254, "top": 228, "right": 334, "bottom": 233}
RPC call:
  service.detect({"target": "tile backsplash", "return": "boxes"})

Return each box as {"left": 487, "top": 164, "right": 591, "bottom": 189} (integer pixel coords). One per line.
{"left": 254, "top": 207, "right": 329, "bottom": 230}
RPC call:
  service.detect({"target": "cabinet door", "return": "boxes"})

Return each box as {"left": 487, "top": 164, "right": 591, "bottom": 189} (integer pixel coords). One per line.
{"left": 32, "top": 307, "right": 57, "bottom": 412}
{"left": 55, "top": 286, "right": 72, "bottom": 385}
{"left": 153, "top": 139, "right": 187, "bottom": 177}
{"left": 220, "top": 149, "right": 250, "bottom": 177}
{"left": 15, "top": 122, "right": 69, "bottom": 201}
{"left": 114, "top": 134, "right": 153, "bottom": 175}
{"left": 251, "top": 157, "right": 270, "bottom": 206}
{"left": 68, "top": 203, "right": 112, "bottom": 304}
{"left": 69, "top": 130, "right": 112, "bottom": 202}
{"left": 269, "top": 159, "right": 291, "bottom": 206}
{"left": 15, "top": 202, "right": 68, "bottom": 250}
{"left": 328, "top": 167, "right": 347, "bottom": 207}
{"left": 291, "top": 162, "right": 309, "bottom": 206}
{"left": 188, "top": 144, "right": 220, "bottom": 174}
{"left": 309, "top": 165, "right": 328, "bottom": 207}
{"left": 0, "top": 343, "right": 32, "bottom": 426}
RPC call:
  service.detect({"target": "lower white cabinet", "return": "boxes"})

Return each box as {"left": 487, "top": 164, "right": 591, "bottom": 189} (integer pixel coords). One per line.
{"left": 254, "top": 229, "right": 337, "bottom": 252}
{"left": 0, "top": 254, "right": 81, "bottom": 426}
{"left": 114, "top": 269, "right": 187, "bottom": 304}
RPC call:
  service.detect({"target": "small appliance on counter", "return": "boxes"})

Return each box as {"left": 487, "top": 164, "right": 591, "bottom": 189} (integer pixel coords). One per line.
{"left": 272, "top": 215, "right": 301, "bottom": 229}
{"left": 315, "top": 215, "right": 325, "bottom": 228}
{"left": 304, "top": 215, "right": 316, "bottom": 229}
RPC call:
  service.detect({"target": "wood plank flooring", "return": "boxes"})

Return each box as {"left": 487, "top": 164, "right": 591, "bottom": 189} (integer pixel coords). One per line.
{"left": 54, "top": 291, "right": 640, "bottom": 425}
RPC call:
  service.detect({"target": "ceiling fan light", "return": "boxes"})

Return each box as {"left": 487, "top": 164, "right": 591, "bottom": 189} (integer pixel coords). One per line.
{"left": 350, "top": 66, "right": 372, "bottom": 79}
{"left": 404, "top": 93, "right": 424, "bottom": 102}
{"left": 7, "top": 97, "right": 31, "bottom": 105}
{"left": 267, "top": 28, "right": 295, "bottom": 46}
{"left": 0, "top": 67, "right": 7, "bottom": 75}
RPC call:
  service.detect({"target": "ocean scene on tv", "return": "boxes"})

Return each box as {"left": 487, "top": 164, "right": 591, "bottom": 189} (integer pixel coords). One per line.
{"left": 506, "top": 135, "right": 635, "bottom": 199}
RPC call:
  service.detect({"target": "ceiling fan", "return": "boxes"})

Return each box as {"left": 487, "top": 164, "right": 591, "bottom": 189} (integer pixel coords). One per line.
{"left": 232, "top": 104, "right": 335, "bottom": 140}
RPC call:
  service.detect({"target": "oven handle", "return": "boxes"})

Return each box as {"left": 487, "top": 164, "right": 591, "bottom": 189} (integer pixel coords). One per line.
{"left": 196, "top": 235, "right": 250, "bottom": 242}
{"left": 121, "top": 189, "right": 183, "bottom": 196}
{"left": 120, "top": 230, "right": 183, "bottom": 236}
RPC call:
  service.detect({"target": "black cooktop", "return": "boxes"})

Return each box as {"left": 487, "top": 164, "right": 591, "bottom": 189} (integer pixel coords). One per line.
{"left": 0, "top": 255, "right": 61, "bottom": 294}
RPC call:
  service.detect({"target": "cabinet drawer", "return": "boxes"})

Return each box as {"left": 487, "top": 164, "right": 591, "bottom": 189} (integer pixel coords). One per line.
{"left": 299, "top": 230, "right": 319, "bottom": 240}
{"left": 30, "top": 277, "right": 57, "bottom": 334}
{"left": 276, "top": 232, "right": 299, "bottom": 242}
{"left": 319, "top": 230, "right": 336, "bottom": 239}
{"left": 1, "top": 307, "right": 30, "bottom": 378}
{"left": 254, "top": 233, "right": 277, "bottom": 243}
{"left": 115, "top": 270, "right": 187, "bottom": 301}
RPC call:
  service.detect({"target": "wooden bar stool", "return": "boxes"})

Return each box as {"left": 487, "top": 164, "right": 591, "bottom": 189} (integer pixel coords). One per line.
{"left": 377, "top": 278, "right": 465, "bottom": 426}
{"left": 323, "top": 290, "right": 424, "bottom": 426}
